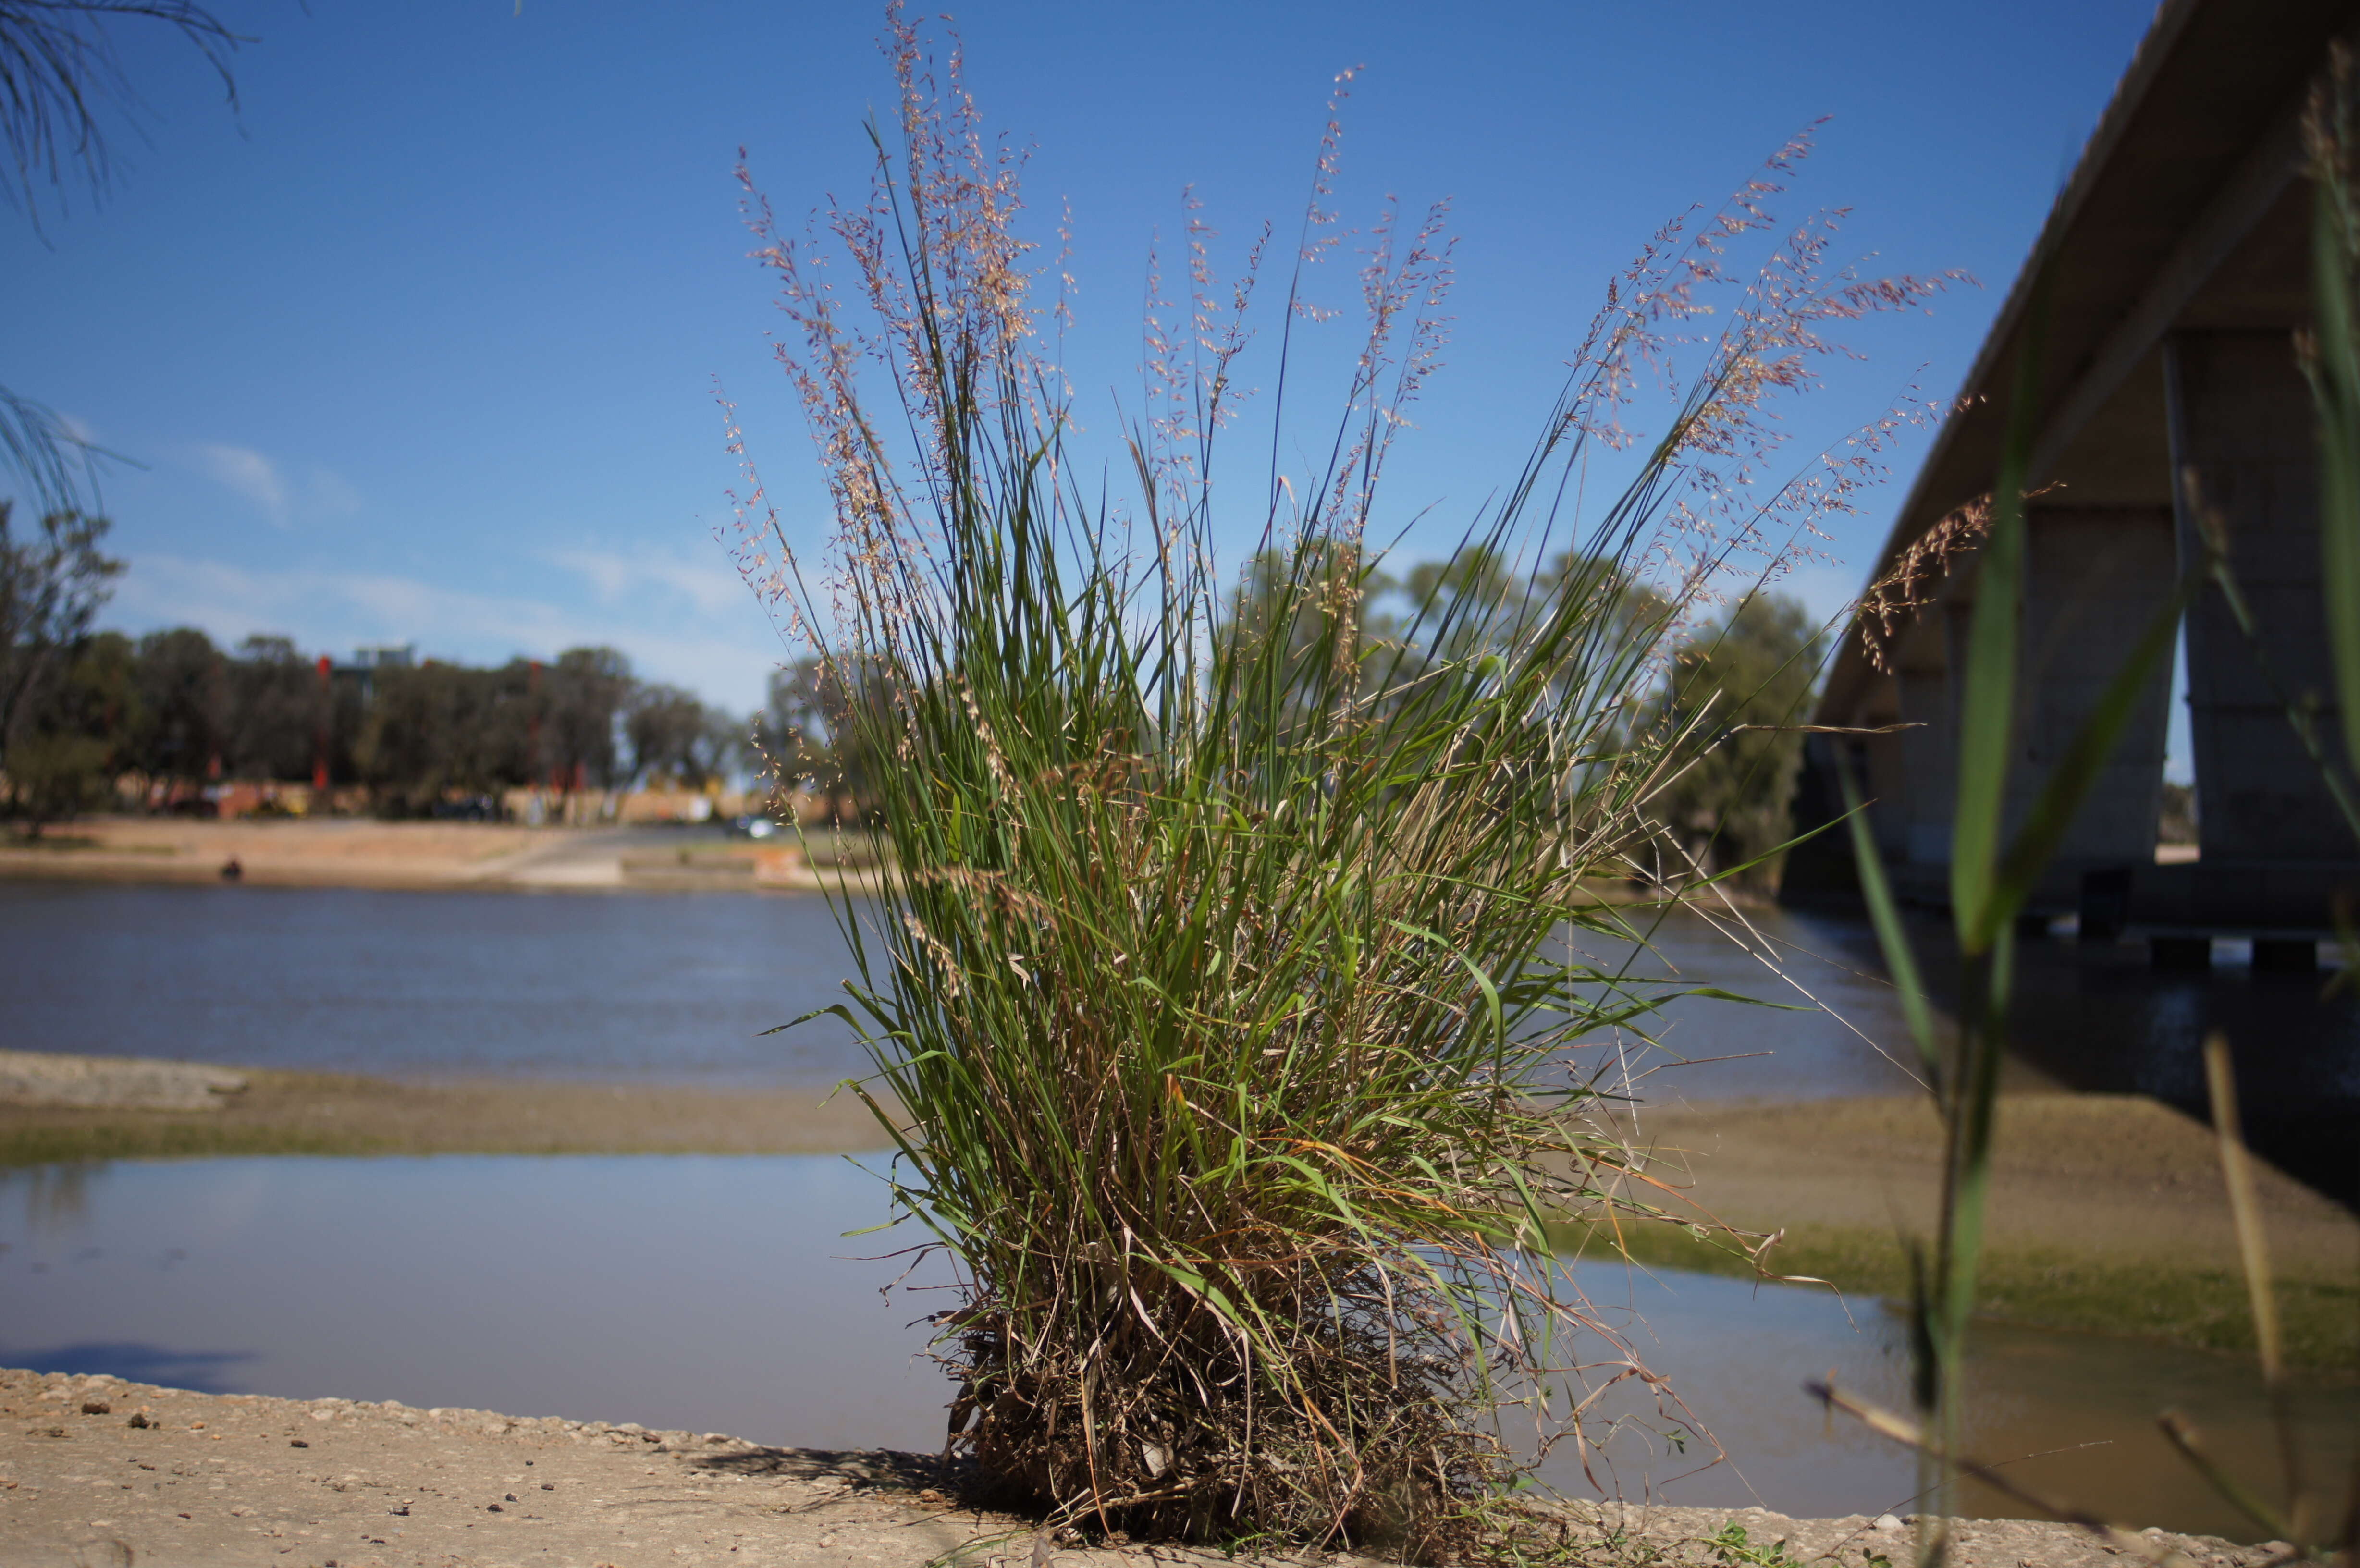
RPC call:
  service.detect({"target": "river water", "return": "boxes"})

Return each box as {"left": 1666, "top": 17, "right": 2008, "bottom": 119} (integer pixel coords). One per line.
{"left": 0, "top": 879, "right": 2352, "bottom": 1538}
{"left": 0, "top": 881, "right": 1930, "bottom": 1098}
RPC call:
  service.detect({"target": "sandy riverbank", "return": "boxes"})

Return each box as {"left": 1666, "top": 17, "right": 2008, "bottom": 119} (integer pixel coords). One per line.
{"left": 0, "top": 818, "right": 878, "bottom": 893}
{"left": 1576, "top": 1092, "right": 2359, "bottom": 1367}
{"left": 2, "top": 1054, "right": 2351, "bottom": 1366}
{"left": 0, "top": 1367, "right": 2284, "bottom": 1568}
{"left": 0, "top": 1067, "right": 888, "bottom": 1165}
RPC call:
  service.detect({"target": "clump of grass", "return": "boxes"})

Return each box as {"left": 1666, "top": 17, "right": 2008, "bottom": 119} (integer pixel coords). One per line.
{"left": 730, "top": 10, "right": 1950, "bottom": 1555}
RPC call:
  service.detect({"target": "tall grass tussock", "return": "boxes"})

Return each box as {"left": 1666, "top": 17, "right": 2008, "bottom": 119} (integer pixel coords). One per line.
{"left": 729, "top": 12, "right": 1952, "bottom": 1555}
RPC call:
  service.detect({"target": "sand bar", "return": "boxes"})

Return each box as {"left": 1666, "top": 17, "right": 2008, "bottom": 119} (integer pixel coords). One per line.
{"left": 0, "top": 1367, "right": 2289, "bottom": 1568}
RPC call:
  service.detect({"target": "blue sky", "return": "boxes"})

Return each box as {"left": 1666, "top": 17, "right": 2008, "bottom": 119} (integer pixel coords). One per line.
{"left": 6, "top": 0, "right": 2160, "bottom": 715}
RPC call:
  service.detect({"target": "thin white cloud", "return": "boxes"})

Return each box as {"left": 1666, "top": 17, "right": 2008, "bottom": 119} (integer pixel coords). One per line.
{"left": 183, "top": 444, "right": 364, "bottom": 528}
{"left": 105, "top": 553, "right": 784, "bottom": 712}
{"left": 190, "top": 443, "right": 291, "bottom": 523}
{"left": 547, "top": 547, "right": 747, "bottom": 616}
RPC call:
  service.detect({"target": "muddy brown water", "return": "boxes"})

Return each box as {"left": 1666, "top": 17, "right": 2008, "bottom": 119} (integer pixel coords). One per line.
{"left": 0, "top": 881, "right": 2352, "bottom": 1536}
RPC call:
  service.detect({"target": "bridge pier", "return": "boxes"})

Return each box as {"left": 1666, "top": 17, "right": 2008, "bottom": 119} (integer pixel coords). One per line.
{"left": 2018, "top": 505, "right": 2179, "bottom": 870}
{"left": 2164, "top": 331, "right": 2351, "bottom": 862}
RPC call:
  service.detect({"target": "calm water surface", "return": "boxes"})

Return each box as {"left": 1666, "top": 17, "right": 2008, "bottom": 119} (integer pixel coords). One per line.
{"left": 0, "top": 882, "right": 1930, "bottom": 1099}
{"left": 0, "top": 883, "right": 868, "bottom": 1085}
{"left": 0, "top": 1156, "right": 2345, "bottom": 1541}
{"left": 2, "top": 882, "right": 2352, "bottom": 1536}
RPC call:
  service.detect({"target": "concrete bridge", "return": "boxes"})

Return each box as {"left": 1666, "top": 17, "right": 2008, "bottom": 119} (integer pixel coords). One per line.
{"left": 1799, "top": 0, "right": 2360, "bottom": 963}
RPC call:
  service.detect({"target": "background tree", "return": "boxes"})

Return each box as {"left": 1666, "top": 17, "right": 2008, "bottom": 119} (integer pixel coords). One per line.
{"left": 623, "top": 680, "right": 741, "bottom": 788}
{"left": 129, "top": 625, "right": 222, "bottom": 790}
{"left": 760, "top": 654, "right": 887, "bottom": 823}
{"left": 0, "top": 503, "right": 123, "bottom": 784}
{"left": 355, "top": 660, "right": 534, "bottom": 817}
{"left": 539, "top": 645, "right": 629, "bottom": 795}
{"left": 1643, "top": 590, "right": 1827, "bottom": 882}
{"left": 221, "top": 633, "right": 320, "bottom": 781}
{"left": 3, "top": 625, "right": 136, "bottom": 826}
{"left": 625, "top": 684, "right": 717, "bottom": 789}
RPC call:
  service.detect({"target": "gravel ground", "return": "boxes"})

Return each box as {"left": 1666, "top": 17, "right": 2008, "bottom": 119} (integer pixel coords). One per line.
{"left": 0, "top": 1369, "right": 2291, "bottom": 1568}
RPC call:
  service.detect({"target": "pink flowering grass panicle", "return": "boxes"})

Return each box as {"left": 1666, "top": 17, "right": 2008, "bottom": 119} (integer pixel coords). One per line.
{"left": 725, "top": 8, "right": 1956, "bottom": 1556}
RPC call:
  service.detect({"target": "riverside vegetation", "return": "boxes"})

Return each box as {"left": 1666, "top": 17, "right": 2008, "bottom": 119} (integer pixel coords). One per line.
{"left": 730, "top": 10, "right": 1954, "bottom": 1556}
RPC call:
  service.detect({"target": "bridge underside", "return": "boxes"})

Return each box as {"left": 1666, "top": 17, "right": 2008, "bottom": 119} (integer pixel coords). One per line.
{"left": 1806, "top": 6, "right": 2360, "bottom": 939}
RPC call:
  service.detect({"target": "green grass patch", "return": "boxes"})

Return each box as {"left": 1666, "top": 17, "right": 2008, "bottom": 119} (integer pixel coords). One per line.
{"left": 1561, "top": 1219, "right": 2358, "bottom": 1370}
{"left": 0, "top": 1119, "right": 397, "bottom": 1165}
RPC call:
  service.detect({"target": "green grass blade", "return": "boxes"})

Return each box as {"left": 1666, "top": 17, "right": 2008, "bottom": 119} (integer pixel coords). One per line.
{"left": 1986, "top": 582, "right": 2190, "bottom": 934}
{"left": 2311, "top": 175, "right": 2360, "bottom": 784}
{"left": 1835, "top": 754, "right": 1938, "bottom": 1080}
{"left": 1949, "top": 274, "right": 2048, "bottom": 954}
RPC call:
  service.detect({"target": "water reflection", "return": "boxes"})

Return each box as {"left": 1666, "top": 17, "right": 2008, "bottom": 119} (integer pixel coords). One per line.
{"left": 1558, "top": 1262, "right": 2354, "bottom": 1539}
{"left": 1, "top": 1155, "right": 2345, "bottom": 1540}
{"left": 1810, "top": 914, "right": 2360, "bottom": 1204}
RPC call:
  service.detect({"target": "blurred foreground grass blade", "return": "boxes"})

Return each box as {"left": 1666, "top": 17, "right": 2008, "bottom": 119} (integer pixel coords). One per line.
{"left": 2306, "top": 69, "right": 2360, "bottom": 785}
{"left": 1834, "top": 757, "right": 1937, "bottom": 1080}
{"left": 1948, "top": 274, "right": 2046, "bottom": 955}
{"left": 1910, "top": 263, "right": 2049, "bottom": 1564}
{"left": 2200, "top": 1032, "right": 2313, "bottom": 1545}
{"left": 2157, "top": 1412, "right": 2294, "bottom": 1544}
{"left": 1989, "top": 585, "right": 2191, "bottom": 923}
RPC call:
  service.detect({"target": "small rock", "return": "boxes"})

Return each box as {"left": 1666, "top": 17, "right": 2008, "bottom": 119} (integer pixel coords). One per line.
{"left": 504, "top": 1493, "right": 518, "bottom": 1502}
{"left": 540, "top": 1482, "right": 554, "bottom": 1491}
{"left": 1873, "top": 1516, "right": 1905, "bottom": 1532}
{"left": 487, "top": 1503, "right": 504, "bottom": 1513}
{"left": 80, "top": 1400, "right": 111, "bottom": 1416}
{"left": 289, "top": 1439, "right": 308, "bottom": 1448}
{"left": 125, "top": 1413, "right": 149, "bottom": 1429}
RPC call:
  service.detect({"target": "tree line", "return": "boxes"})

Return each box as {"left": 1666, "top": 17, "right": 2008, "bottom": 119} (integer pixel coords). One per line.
{"left": 0, "top": 506, "right": 757, "bottom": 822}
{"left": 2, "top": 506, "right": 1828, "bottom": 874}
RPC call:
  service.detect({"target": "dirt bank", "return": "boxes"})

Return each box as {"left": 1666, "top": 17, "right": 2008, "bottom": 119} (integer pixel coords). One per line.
{"left": 0, "top": 1367, "right": 2283, "bottom": 1568}
{"left": 0, "top": 819, "right": 879, "bottom": 893}
{"left": 0, "top": 1070, "right": 887, "bottom": 1167}
{"left": 1579, "top": 1093, "right": 2360, "bottom": 1366}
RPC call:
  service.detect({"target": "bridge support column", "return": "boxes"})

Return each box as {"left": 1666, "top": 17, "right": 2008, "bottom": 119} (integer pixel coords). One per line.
{"left": 2164, "top": 330, "right": 2352, "bottom": 861}
{"left": 2016, "top": 505, "right": 2178, "bottom": 871}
